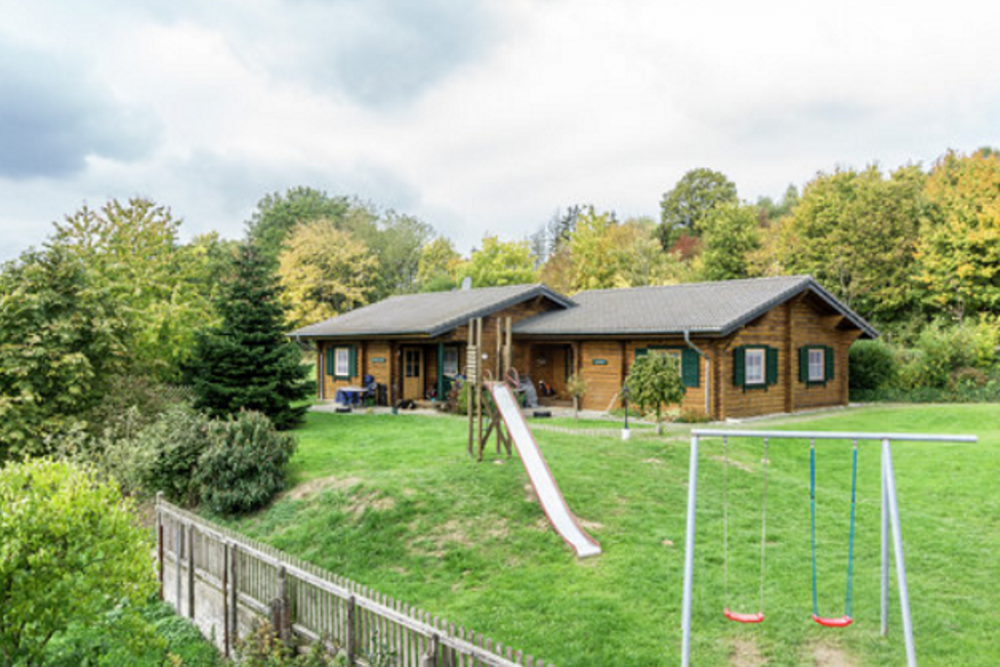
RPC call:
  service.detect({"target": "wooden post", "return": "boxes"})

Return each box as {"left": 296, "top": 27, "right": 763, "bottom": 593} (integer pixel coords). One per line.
{"left": 346, "top": 595, "right": 357, "bottom": 664}
{"left": 187, "top": 524, "right": 196, "bottom": 619}
{"left": 156, "top": 492, "right": 164, "bottom": 599}
{"left": 495, "top": 318, "right": 501, "bottom": 380}
{"left": 476, "top": 320, "right": 483, "bottom": 454}
{"left": 222, "top": 542, "right": 230, "bottom": 658}
{"left": 229, "top": 545, "right": 239, "bottom": 649}
{"left": 272, "top": 566, "right": 291, "bottom": 645}
{"left": 175, "top": 522, "right": 182, "bottom": 613}
{"left": 421, "top": 634, "right": 440, "bottom": 667}
{"left": 318, "top": 342, "right": 325, "bottom": 401}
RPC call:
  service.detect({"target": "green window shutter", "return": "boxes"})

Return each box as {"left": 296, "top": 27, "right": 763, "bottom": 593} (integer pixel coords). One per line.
{"left": 799, "top": 346, "right": 809, "bottom": 383}
{"left": 766, "top": 347, "right": 779, "bottom": 386}
{"left": 825, "top": 345, "right": 835, "bottom": 381}
{"left": 733, "top": 347, "right": 745, "bottom": 387}
{"left": 348, "top": 346, "right": 358, "bottom": 378}
{"left": 681, "top": 348, "right": 700, "bottom": 388}
{"left": 326, "top": 348, "right": 335, "bottom": 378}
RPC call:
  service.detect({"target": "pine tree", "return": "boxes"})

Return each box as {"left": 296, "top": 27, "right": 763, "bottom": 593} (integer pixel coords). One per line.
{"left": 185, "top": 243, "right": 312, "bottom": 429}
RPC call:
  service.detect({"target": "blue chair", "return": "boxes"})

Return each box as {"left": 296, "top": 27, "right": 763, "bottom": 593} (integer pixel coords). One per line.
{"left": 361, "top": 374, "right": 378, "bottom": 406}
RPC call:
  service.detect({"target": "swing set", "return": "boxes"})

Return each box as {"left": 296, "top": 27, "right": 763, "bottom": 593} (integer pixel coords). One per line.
{"left": 681, "top": 429, "right": 977, "bottom": 667}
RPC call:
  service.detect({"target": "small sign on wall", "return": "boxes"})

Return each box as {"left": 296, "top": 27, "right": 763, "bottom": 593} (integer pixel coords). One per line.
{"left": 371, "top": 357, "right": 386, "bottom": 364}
{"left": 592, "top": 358, "right": 609, "bottom": 366}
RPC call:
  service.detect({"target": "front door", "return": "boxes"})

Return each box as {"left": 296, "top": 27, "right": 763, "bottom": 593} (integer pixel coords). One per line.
{"left": 402, "top": 347, "right": 423, "bottom": 400}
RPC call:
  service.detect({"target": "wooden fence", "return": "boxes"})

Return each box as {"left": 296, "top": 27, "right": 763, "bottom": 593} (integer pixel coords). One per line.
{"left": 156, "top": 495, "right": 552, "bottom": 666}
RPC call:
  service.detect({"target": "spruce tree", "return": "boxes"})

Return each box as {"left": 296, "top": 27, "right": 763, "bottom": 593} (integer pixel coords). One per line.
{"left": 185, "top": 243, "right": 311, "bottom": 429}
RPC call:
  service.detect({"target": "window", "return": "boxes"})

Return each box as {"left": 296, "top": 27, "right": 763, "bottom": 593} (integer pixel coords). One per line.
{"left": 808, "top": 348, "right": 825, "bottom": 382}
{"left": 443, "top": 347, "right": 459, "bottom": 376}
{"left": 745, "top": 348, "right": 765, "bottom": 385}
{"left": 335, "top": 347, "right": 351, "bottom": 378}
{"left": 404, "top": 350, "right": 421, "bottom": 378}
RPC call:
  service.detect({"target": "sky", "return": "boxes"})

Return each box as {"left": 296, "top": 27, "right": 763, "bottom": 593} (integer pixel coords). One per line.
{"left": 1, "top": 0, "right": 999, "bottom": 260}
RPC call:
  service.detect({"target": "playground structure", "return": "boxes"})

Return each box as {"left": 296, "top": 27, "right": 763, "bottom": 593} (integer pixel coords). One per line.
{"left": 680, "top": 429, "right": 977, "bottom": 667}
{"left": 465, "top": 316, "right": 602, "bottom": 559}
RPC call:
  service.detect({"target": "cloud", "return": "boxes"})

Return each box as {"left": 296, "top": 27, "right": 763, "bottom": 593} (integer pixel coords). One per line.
{"left": 0, "top": 43, "right": 159, "bottom": 180}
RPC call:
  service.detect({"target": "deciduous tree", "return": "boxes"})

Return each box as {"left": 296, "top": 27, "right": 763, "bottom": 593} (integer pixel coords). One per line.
{"left": 417, "top": 237, "right": 461, "bottom": 292}
{"left": 52, "top": 198, "right": 215, "bottom": 381}
{"left": 455, "top": 236, "right": 537, "bottom": 287}
{"left": 696, "top": 202, "right": 762, "bottom": 281}
{"left": 914, "top": 149, "right": 1000, "bottom": 318}
{"left": 0, "top": 246, "right": 127, "bottom": 460}
{"left": 658, "top": 168, "right": 738, "bottom": 247}
{"left": 775, "top": 164, "right": 926, "bottom": 325}
{"left": 278, "top": 219, "right": 379, "bottom": 327}
{"left": 247, "top": 186, "right": 351, "bottom": 264}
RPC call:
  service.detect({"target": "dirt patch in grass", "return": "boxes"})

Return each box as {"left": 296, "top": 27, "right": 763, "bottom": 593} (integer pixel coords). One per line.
{"left": 286, "top": 475, "right": 362, "bottom": 500}
{"left": 524, "top": 483, "right": 538, "bottom": 503}
{"left": 730, "top": 636, "right": 766, "bottom": 666}
{"left": 642, "top": 457, "right": 664, "bottom": 466}
{"left": 577, "top": 517, "right": 603, "bottom": 531}
{"left": 711, "top": 455, "right": 755, "bottom": 473}
{"left": 811, "top": 642, "right": 854, "bottom": 667}
{"left": 347, "top": 490, "right": 396, "bottom": 516}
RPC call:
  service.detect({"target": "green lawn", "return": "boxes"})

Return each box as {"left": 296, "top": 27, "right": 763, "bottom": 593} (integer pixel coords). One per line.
{"left": 223, "top": 405, "right": 999, "bottom": 666}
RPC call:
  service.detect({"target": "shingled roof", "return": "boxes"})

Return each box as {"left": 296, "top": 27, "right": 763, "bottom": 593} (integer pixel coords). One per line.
{"left": 291, "top": 283, "right": 573, "bottom": 338}
{"left": 513, "top": 275, "right": 878, "bottom": 338}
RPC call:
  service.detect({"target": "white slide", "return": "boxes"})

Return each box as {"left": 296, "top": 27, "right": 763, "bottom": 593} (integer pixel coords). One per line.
{"left": 488, "top": 382, "right": 602, "bottom": 558}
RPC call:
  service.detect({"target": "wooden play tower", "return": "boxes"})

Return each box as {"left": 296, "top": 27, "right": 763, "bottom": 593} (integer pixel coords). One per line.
{"left": 465, "top": 316, "right": 517, "bottom": 461}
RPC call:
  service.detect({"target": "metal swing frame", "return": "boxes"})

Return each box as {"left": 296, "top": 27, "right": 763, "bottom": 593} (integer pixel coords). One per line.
{"left": 680, "top": 429, "right": 977, "bottom": 667}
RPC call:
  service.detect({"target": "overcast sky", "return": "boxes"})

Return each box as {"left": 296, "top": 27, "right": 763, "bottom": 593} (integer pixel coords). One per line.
{"left": 1, "top": 0, "right": 998, "bottom": 260}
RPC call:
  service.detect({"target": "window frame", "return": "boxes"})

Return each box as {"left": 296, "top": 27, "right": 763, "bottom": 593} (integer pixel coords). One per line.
{"left": 334, "top": 347, "right": 351, "bottom": 378}
{"left": 443, "top": 347, "right": 459, "bottom": 376}
{"left": 808, "top": 347, "right": 825, "bottom": 382}
{"left": 744, "top": 348, "right": 766, "bottom": 386}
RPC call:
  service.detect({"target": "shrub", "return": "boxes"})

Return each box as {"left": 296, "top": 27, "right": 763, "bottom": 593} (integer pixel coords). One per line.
{"left": 196, "top": 410, "right": 297, "bottom": 515}
{"left": 849, "top": 339, "right": 897, "bottom": 392}
{"left": 236, "top": 620, "right": 337, "bottom": 666}
{"left": 894, "top": 318, "right": 1000, "bottom": 389}
{"left": 139, "top": 404, "right": 212, "bottom": 505}
{"left": 0, "top": 458, "right": 155, "bottom": 664}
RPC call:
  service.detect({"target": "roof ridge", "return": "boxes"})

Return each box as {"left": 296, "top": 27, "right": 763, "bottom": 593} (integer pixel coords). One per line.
{"left": 575, "top": 274, "right": 811, "bottom": 296}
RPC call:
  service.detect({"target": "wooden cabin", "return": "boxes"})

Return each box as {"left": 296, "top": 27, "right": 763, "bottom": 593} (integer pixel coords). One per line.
{"left": 291, "top": 276, "right": 878, "bottom": 420}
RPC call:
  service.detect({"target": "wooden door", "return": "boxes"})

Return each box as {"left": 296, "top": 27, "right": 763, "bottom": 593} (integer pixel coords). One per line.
{"left": 402, "top": 347, "right": 423, "bottom": 400}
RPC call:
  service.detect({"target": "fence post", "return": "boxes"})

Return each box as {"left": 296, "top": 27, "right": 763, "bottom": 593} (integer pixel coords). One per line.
{"left": 346, "top": 595, "right": 357, "bottom": 664}
{"left": 175, "top": 520, "right": 183, "bottom": 613}
{"left": 421, "top": 634, "right": 439, "bottom": 667}
{"left": 271, "top": 566, "right": 291, "bottom": 645}
{"left": 187, "top": 524, "right": 196, "bottom": 619}
{"left": 222, "top": 542, "right": 230, "bottom": 658}
{"left": 229, "top": 544, "right": 239, "bottom": 650}
{"left": 156, "top": 492, "right": 164, "bottom": 600}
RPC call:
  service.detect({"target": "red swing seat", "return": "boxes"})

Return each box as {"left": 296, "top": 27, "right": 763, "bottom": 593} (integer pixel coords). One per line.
{"left": 812, "top": 614, "right": 852, "bottom": 628}
{"left": 724, "top": 609, "right": 765, "bottom": 624}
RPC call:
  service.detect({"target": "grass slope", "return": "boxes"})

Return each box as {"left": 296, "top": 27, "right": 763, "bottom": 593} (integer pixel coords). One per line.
{"left": 222, "top": 406, "right": 999, "bottom": 666}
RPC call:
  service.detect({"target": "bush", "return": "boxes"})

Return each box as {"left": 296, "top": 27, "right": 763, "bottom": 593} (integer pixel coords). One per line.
{"left": 849, "top": 339, "right": 897, "bottom": 392}
{"left": 0, "top": 458, "right": 156, "bottom": 664}
{"left": 139, "top": 404, "right": 212, "bottom": 505}
{"left": 43, "top": 598, "right": 221, "bottom": 667}
{"left": 196, "top": 410, "right": 297, "bottom": 515}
